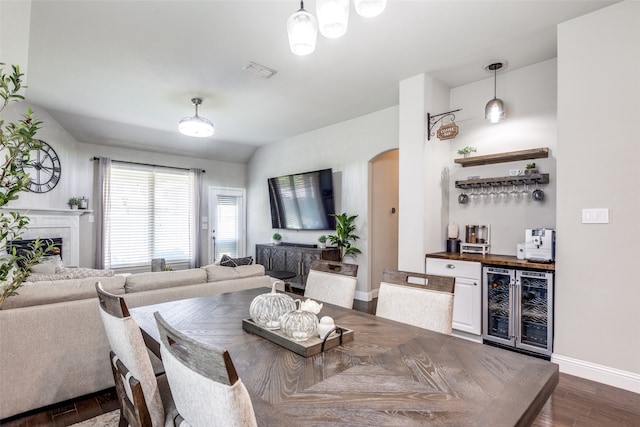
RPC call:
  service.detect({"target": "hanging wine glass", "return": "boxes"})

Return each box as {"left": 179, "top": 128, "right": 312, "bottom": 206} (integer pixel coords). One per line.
{"left": 480, "top": 185, "right": 489, "bottom": 203}
{"left": 498, "top": 183, "right": 509, "bottom": 202}
{"left": 510, "top": 183, "right": 520, "bottom": 201}
{"left": 520, "top": 183, "right": 531, "bottom": 201}
{"left": 469, "top": 186, "right": 480, "bottom": 203}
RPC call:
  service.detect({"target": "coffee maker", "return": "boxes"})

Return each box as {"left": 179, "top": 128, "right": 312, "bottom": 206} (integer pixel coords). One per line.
{"left": 524, "top": 228, "right": 555, "bottom": 262}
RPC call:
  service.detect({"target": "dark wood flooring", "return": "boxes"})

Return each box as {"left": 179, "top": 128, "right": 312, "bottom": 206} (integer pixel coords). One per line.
{"left": 2, "top": 373, "right": 638, "bottom": 426}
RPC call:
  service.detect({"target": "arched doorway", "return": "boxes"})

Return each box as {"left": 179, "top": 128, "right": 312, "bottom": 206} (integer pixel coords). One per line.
{"left": 369, "top": 149, "right": 399, "bottom": 299}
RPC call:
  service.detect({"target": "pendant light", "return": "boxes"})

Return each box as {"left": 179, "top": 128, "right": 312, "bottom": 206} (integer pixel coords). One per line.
{"left": 287, "top": 0, "right": 318, "bottom": 56}
{"left": 354, "top": 0, "right": 387, "bottom": 18}
{"left": 178, "top": 98, "right": 214, "bottom": 137}
{"left": 485, "top": 62, "right": 505, "bottom": 123}
{"left": 316, "top": 0, "right": 350, "bottom": 39}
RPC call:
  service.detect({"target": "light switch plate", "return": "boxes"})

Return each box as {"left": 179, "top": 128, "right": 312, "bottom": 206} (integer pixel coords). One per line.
{"left": 582, "top": 208, "right": 609, "bottom": 224}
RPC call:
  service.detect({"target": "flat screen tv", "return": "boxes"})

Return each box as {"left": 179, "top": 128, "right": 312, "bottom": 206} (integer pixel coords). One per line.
{"left": 268, "top": 168, "right": 336, "bottom": 230}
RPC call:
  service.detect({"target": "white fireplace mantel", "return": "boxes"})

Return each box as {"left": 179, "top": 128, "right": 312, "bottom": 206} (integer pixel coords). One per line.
{"left": 0, "top": 207, "right": 91, "bottom": 266}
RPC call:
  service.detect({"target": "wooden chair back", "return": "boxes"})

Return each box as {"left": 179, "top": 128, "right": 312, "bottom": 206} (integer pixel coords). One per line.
{"left": 382, "top": 269, "right": 455, "bottom": 293}
{"left": 154, "top": 312, "right": 257, "bottom": 427}
{"left": 377, "top": 270, "right": 455, "bottom": 335}
{"left": 304, "top": 260, "right": 359, "bottom": 309}
{"left": 110, "top": 351, "right": 153, "bottom": 427}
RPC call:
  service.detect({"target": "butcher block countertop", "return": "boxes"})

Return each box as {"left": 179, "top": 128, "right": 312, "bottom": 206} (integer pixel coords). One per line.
{"left": 427, "top": 251, "right": 555, "bottom": 271}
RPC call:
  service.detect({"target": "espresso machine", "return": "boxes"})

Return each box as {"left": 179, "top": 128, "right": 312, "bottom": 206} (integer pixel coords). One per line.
{"left": 524, "top": 228, "right": 556, "bottom": 262}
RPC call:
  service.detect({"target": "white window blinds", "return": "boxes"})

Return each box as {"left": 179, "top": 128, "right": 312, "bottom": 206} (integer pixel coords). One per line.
{"left": 105, "top": 162, "right": 194, "bottom": 269}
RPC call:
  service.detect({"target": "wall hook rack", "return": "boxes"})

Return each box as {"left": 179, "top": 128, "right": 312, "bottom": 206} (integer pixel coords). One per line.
{"left": 426, "top": 109, "right": 461, "bottom": 141}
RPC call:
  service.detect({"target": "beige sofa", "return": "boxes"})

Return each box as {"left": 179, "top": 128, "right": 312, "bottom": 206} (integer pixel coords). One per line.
{"left": 0, "top": 264, "right": 275, "bottom": 420}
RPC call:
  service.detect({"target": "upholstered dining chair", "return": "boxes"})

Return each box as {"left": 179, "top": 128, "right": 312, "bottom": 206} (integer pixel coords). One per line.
{"left": 154, "top": 311, "right": 257, "bottom": 427}
{"left": 303, "top": 259, "right": 359, "bottom": 309}
{"left": 95, "top": 282, "right": 180, "bottom": 427}
{"left": 376, "top": 269, "right": 456, "bottom": 335}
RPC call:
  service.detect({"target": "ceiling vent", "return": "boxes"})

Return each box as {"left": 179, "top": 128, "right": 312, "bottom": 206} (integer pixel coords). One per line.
{"left": 243, "top": 62, "right": 277, "bottom": 79}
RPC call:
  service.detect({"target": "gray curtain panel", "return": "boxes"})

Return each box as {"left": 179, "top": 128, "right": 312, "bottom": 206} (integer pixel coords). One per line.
{"left": 190, "top": 168, "right": 204, "bottom": 269}
{"left": 95, "top": 157, "right": 111, "bottom": 269}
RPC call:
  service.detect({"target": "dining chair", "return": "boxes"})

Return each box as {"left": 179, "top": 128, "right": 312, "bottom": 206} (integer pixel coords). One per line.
{"left": 154, "top": 311, "right": 257, "bottom": 427}
{"left": 95, "top": 282, "right": 180, "bottom": 427}
{"left": 303, "top": 259, "right": 358, "bottom": 309}
{"left": 376, "top": 269, "right": 456, "bottom": 335}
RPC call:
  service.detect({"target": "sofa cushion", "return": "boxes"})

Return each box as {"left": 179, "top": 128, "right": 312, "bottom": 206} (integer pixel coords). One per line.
{"left": 0, "top": 276, "right": 126, "bottom": 310}
{"left": 125, "top": 269, "right": 207, "bottom": 293}
{"left": 219, "top": 255, "right": 253, "bottom": 267}
{"left": 202, "top": 264, "right": 265, "bottom": 283}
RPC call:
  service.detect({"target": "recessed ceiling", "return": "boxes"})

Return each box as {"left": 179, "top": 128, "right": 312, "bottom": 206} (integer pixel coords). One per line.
{"left": 3, "top": 0, "right": 619, "bottom": 163}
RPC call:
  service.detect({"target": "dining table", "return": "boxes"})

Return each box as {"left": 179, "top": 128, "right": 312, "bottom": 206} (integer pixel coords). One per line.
{"left": 129, "top": 287, "right": 558, "bottom": 426}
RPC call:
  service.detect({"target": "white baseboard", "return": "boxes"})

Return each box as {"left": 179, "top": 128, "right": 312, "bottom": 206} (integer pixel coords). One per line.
{"left": 354, "top": 288, "right": 378, "bottom": 302}
{"left": 551, "top": 353, "right": 640, "bottom": 394}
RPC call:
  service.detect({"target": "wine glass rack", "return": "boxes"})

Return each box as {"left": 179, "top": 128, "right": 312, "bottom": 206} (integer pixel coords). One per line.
{"left": 455, "top": 173, "right": 549, "bottom": 189}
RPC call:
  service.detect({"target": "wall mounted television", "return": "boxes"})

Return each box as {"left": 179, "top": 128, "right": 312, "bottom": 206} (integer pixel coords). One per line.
{"left": 268, "top": 168, "right": 336, "bottom": 231}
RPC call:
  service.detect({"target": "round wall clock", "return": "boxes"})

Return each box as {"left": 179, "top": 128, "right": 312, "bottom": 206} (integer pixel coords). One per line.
{"left": 21, "top": 140, "right": 61, "bottom": 193}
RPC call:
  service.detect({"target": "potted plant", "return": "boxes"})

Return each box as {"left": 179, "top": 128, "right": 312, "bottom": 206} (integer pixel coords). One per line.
{"left": 525, "top": 162, "right": 539, "bottom": 175}
{"left": 318, "top": 235, "right": 327, "bottom": 249}
{"left": 327, "top": 213, "right": 361, "bottom": 261}
{"left": 0, "top": 63, "right": 51, "bottom": 308}
{"left": 272, "top": 232, "right": 282, "bottom": 245}
{"left": 67, "top": 197, "right": 80, "bottom": 209}
{"left": 457, "top": 146, "right": 477, "bottom": 158}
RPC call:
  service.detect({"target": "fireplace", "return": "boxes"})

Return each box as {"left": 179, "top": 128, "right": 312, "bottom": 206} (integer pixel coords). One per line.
{"left": 7, "top": 238, "right": 63, "bottom": 267}
{"left": 0, "top": 208, "right": 82, "bottom": 266}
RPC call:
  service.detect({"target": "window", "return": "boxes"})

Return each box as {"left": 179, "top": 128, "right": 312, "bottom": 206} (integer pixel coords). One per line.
{"left": 105, "top": 162, "right": 195, "bottom": 269}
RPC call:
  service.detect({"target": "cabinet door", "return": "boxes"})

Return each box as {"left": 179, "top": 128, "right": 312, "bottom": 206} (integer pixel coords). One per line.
{"left": 283, "top": 248, "right": 303, "bottom": 285}
{"left": 452, "top": 277, "right": 482, "bottom": 335}
{"left": 255, "top": 245, "right": 273, "bottom": 270}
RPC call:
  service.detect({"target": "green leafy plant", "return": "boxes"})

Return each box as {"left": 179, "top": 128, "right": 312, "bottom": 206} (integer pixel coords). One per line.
{"left": 327, "top": 213, "right": 361, "bottom": 261}
{"left": 67, "top": 197, "right": 80, "bottom": 208}
{"left": 0, "top": 63, "right": 51, "bottom": 308}
{"left": 272, "top": 232, "right": 282, "bottom": 241}
{"left": 318, "top": 235, "right": 327, "bottom": 244}
{"left": 457, "top": 146, "right": 477, "bottom": 156}
{"left": 526, "top": 162, "right": 536, "bottom": 169}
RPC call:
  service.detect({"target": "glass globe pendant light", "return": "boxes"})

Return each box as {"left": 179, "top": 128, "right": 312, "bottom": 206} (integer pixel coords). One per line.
{"left": 178, "top": 98, "right": 214, "bottom": 137}
{"left": 287, "top": 1, "right": 318, "bottom": 56}
{"left": 354, "top": 0, "right": 387, "bottom": 18}
{"left": 485, "top": 62, "right": 505, "bottom": 123}
{"left": 316, "top": 0, "right": 350, "bottom": 38}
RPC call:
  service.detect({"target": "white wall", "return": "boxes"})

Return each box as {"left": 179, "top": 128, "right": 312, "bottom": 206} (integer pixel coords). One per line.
{"left": 247, "top": 106, "right": 399, "bottom": 299}
{"left": 4, "top": 102, "right": 247, "bottom": 268}
{"left": 447, "top": 59, "right": 558, "bottom": 254}
{"left": 555, "top": 0, "right": 640, "bottom": 388}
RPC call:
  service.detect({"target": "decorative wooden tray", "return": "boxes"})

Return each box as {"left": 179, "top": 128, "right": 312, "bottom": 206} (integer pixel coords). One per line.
{"left": 242, "top": 318, "right": 354, "bottom": 357}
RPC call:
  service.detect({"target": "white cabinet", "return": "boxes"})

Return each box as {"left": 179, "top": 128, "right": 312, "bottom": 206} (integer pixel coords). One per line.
{"left": 426, "top": 258, "right": 482, "bottom": 336}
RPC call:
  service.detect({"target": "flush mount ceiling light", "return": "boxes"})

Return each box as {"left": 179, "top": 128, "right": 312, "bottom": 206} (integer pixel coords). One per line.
{"left": 316, "top": 0, "right": 350, "bottom": 38}
{"left": 485, "top": 62, "right": 506, "bottom": 123}
{"left": 178, "top": 98, "right": 214, "bottom": 137}
{"left": 354, "top": 0, "right": 387, "bottom": 17}
{"left": 287, "top": 0, "right": 318, "bottom": 56}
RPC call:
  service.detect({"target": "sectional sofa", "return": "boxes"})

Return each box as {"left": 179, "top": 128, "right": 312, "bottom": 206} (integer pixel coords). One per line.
{"left": 0, "top": 263, "right": 278, "bottom": 420}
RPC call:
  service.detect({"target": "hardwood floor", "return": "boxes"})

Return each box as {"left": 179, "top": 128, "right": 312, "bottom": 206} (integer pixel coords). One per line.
{"left": 2, "top": 373, "right": 638, "bottom": 426}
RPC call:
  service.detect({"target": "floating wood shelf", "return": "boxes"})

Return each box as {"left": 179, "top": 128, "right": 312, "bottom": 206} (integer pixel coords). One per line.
{"left": 455, "top": 147, "right": 549, "bottom": 167}
{"left": 455, "top": 173, "right": 549, "bottom": 189}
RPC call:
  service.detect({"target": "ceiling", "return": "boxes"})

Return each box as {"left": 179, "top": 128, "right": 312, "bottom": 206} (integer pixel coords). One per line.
{"left": 7, "top": 0, "right": 618, "bottom": 163}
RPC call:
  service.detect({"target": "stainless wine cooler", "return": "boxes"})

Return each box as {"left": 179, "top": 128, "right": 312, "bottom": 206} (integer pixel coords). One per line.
{"left": 483, "top": 266, "right": 554, "bottom": 357}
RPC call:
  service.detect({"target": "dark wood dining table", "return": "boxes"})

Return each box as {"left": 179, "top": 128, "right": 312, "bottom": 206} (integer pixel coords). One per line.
{"left": 129, "top": 287, "right": 558, "bottom": 426}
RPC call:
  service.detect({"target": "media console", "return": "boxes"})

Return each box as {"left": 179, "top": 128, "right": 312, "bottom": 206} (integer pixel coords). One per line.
{"left": 256, "top": 244, "right": 340, "bottom": 292}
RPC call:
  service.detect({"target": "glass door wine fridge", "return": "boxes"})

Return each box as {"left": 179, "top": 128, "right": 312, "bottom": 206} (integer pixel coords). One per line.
{"left": 483, "top": 266, "right": 554, "bottom": 357}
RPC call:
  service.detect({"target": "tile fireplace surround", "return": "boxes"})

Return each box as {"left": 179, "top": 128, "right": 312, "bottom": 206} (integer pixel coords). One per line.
{"left": 1, "top": 208, "right": 89, "bottom": 267}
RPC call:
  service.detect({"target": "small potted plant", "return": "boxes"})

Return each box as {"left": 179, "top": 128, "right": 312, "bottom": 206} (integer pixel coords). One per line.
{"left": 272, "top": 232, "right": 282, "bottom": 245}
{"left": 67, "top": 197, "right": 80, "bottom": 209}
{"left": 457, "top": 146, "right": 477, "bottom": 158}
{"left": 525, "top": 162, "right": 539, "bottom": 175}
{"left": 318, "top": 235, "right": 327, "bottom": 249}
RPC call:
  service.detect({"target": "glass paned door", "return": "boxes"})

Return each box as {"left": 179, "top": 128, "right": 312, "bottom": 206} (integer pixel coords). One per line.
{"left": 209, "top": 187, "right": 245, "bottom": 263}
{"left": 483, "top": 267, "right": 515, "bottom": 344}
{"left": 517, "top": 270, "right": 553, "bottom": 353}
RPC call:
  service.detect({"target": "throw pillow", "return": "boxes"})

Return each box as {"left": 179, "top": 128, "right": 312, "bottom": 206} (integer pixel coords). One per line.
{"left": 56, "top": 267, "right": 115, "bottom": 279}
{"left": 27, "top": 272, "right": 76, "bottom": 282}
{"left": 30, "top": 255, "right": 64, "bottom": 274}
{"left": 219, "top": 254, "right": 253, "bottom": 267}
